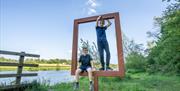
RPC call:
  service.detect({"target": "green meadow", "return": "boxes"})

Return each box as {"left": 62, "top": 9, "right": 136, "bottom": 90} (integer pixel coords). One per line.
{"left": 24, "top": 72, "right": 180, "bottom": 91}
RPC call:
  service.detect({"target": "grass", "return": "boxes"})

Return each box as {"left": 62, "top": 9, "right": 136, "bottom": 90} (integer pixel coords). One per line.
{"left": 22, "top": 72, "right": 180, "bottom": 91}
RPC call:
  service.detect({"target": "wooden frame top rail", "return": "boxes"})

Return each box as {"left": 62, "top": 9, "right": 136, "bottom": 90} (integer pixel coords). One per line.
{"left": 74, "top": 12, "right": 118, "bottom": 24}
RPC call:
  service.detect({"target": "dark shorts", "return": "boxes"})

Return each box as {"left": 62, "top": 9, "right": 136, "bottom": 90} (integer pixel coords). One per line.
{"left": 79, "top": 66, "right": 91, "bottom": 72}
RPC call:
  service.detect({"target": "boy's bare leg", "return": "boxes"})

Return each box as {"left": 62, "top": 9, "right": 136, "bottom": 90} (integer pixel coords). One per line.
{"left": 87, "top": 68, "right": 93, "bottom": 91}
{"left": 75, "top": 68, "right": 82, "bottom": 82}
{"left": 74, "top": 68, "right": 82, "bottom": 90}
{"left": 87, "top": 68, "right": 93, "bottom": 81}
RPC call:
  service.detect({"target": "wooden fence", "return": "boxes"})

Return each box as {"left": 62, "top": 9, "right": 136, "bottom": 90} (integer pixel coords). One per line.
{"left": 0, "top": 50, "right": 40, "bottom": 90}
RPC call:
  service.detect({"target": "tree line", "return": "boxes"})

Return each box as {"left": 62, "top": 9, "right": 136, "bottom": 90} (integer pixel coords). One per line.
{"left": 0, "top": 57, "right": 71, "bottom": 65}
{"left": 126, "top": 0, "right": 180, "bottom": 75}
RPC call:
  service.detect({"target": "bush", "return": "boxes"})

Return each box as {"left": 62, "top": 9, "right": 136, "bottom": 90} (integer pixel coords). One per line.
{"left": 125, "top": 52, "right": 146, "bottom": 73}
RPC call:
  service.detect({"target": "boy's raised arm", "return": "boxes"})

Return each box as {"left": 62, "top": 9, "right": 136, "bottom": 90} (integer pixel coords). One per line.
{"left": 106, "top": 19, "right": 112, "bottom": 28}
{"left": 96, "top": 16, "right": 101, "bottom": 27}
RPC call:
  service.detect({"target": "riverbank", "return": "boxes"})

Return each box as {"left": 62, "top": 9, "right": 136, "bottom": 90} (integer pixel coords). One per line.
{"left": 25, "top": 72, "right": 180, "bottom": 91}
{"left": 0, "top": 64, "right": 117, "bottom": 71}
{"left": 0, "top": 64, "right": 71, "bottom": 71}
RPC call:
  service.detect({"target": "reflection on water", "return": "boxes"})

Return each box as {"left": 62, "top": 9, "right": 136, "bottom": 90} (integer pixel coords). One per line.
{"left": 0, "top": 70, "right": 74, "bottom": 85}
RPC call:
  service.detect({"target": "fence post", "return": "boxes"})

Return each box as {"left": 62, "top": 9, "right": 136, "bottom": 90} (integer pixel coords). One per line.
{"left": 16, "top": 52, "right": 25, "bottom": 85}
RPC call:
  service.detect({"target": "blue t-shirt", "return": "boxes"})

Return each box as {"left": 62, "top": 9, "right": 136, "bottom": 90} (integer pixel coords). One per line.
{"left": 96, "top": 26, "right": 107, "bottom": 41}
{"left": 79, "top": 54, "right": 92, "bottom": 67}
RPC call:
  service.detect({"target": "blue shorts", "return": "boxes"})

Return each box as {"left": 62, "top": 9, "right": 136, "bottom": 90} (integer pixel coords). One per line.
{"left": 79, "top": 66, "right": 91, "bottom": 72}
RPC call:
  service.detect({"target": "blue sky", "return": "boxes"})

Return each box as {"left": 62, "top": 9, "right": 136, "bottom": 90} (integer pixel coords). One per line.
{"left": 0, "top": 0, "right": 170, "bottom": 63}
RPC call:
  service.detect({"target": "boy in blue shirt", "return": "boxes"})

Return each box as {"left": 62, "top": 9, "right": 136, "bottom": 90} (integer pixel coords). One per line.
{"left": 74, "top": 47, "right": 95, "bottom": 91}
{"left": 96, "top": 16, "right": 112, "bottom": 70}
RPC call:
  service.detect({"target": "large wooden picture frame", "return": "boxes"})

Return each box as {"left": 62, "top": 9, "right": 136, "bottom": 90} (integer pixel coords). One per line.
{"left": 71, "top": 12, "right": 125, "bottom": 91}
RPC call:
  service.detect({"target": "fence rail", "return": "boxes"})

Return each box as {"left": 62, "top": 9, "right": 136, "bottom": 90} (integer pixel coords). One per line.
{"left": 0, "top": 62, "right": 38, "bottom": 67}
{"left": 0, "top": 50, "right": 40, "bottom": 90}
{"left": 0, "top": 50, "right": 40, "bottom": 57}
{"left": 0, "top": 73, "right": 38, "bottom": 78}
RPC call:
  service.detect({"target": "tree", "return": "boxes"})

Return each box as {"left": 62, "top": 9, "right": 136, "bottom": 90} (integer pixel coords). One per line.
{"left": 147, "top": 1, "right": 180, "bottom": 74}
{"left": 124, "top": 38, "right": 146, "bottom": 73}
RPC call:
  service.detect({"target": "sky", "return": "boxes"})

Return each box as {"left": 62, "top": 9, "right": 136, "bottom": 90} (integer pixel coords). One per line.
{"left": 0, "top": 0, "right": 170, "bottom": 63}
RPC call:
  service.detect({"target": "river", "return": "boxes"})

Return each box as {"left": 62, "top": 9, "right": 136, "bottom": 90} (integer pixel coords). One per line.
{"left": 0, "top": 70, "right": 74, "bottom": 85}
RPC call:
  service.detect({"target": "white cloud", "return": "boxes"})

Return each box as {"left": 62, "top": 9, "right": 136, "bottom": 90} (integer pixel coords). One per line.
{"left": 88, "top": 8, "right": 97, "bottom": 15}
{"left": 85, "top": 0, "right": 99, "bottom": 15}
{"left": 86, "top": 0, "right": 98, "bottom": 7}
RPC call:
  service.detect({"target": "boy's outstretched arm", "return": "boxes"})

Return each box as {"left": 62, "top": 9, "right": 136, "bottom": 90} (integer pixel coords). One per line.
{"left": 106, "top": 19, "right": 112, "bottom": 28}
{"left": 91, "top": 60, "right": 96, "bottom": 71}
{"left": 96, "top": 16, "right": 101, "bottom": 27}
{"left": 77, "top": 62, "right": 81, "bottom": 68}
{"left": 78, "top": 56, "right": 81, "bottom": 67}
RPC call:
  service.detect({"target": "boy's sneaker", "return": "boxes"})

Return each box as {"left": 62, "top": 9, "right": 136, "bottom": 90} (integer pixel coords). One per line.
{"left": 89, "top": 81, "right": 94, "bottom": 91}
{"left": 73, "top": 82, "right": 79, "bottom": 90}
{"left": 99, "top": 67, "right": 105, "bottom": 70}
{"left": 106, "top": 67, "right": 113, "bottom": 71}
